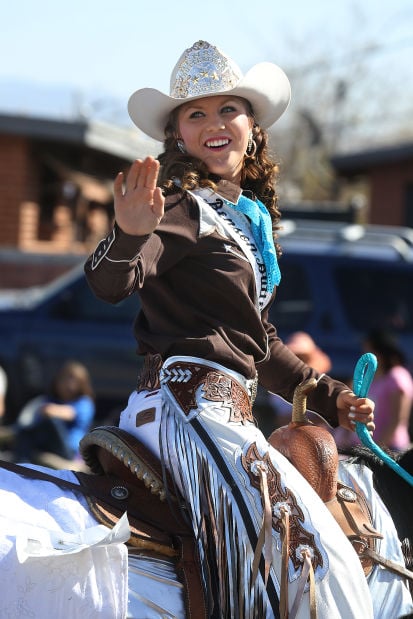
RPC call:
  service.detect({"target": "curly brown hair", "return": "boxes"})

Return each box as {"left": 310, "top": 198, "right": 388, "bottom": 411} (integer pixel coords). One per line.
{"left": 157, "top": 99, "right": 283, "bottom": 253}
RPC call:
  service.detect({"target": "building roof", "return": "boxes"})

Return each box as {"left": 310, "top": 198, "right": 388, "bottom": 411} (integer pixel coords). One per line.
{"left": 331, "top": 140, "right": 413, "bottom": 174}
{"left": 0, "top": 113, "right": 160, "bottom": 161}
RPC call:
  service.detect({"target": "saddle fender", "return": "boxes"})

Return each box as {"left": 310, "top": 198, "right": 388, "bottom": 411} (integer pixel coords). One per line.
{"left": 268, "top": 379, "right": 383, "bottom": 576}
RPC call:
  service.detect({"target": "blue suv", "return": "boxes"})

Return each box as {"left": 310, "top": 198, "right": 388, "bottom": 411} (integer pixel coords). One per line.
{"left": 1, "top": 219, "right": 413, "bottom": 423}
{"left": 0, "top": 265, "right": 141, "bottom": 422}
{"left": 271, "top": 220, "right": 413, "bottom": 383}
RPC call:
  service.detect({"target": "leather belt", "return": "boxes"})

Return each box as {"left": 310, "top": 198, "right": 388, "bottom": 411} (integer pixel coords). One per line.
{"left": 136, "top": 354, "right": 255, "bottom": 424}
{"left": 161, "top": 360, "right": 254, "bottom": 424}
{"left": 136, "top": 353, "right": 163, "bottom": 391}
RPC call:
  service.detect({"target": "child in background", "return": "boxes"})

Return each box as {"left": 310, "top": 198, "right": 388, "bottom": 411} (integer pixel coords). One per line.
{"left": 14, "top": 360, "right": 95, "bottom": 463}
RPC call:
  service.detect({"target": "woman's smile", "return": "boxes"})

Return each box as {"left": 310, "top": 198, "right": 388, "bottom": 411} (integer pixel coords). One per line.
{"left": 204, "top": 136, "right": 231, "bottom": 149}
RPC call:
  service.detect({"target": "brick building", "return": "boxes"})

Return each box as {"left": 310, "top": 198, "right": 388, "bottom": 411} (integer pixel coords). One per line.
{"left": 331, "top": 140, "right": 413, "bottom": 227}
{"left": 0, "top": 113, "right": 159, "bottom": 287}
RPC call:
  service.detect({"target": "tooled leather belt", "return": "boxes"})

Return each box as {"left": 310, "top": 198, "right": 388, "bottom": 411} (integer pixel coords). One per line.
{"left": 137, "top": 353, "right": 255, "bottom": 424}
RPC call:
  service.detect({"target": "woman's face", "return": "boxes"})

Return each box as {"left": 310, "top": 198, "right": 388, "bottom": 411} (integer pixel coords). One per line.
{"left": 177, "top": 95, "right": 253, "bottom": 185}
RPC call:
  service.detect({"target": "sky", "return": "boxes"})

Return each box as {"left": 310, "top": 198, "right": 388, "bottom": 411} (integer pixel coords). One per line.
{"left": 0, "top": 0, "right": 412, "bottom": 136}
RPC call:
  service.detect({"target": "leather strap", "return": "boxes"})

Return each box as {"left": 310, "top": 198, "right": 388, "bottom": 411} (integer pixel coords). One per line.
{"left": 0, "top": 458, "right": 100, "bottom": 496}
{"left": 325, "top": 482, "right": 383, "bottom": 576}
{"left": 360, "top": 546, "right": 413, "bottom": 582}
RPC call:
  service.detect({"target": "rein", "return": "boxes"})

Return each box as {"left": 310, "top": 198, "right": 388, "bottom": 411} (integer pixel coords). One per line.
{"left": 0, "top": 459, "right": 97, "bottom": 495}
{"left": 353, "top": 353, "right": 413, "bottom": 487}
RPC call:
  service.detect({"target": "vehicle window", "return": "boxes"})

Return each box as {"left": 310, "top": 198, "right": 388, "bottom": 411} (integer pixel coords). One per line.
{"left": 52, "top": 278, "right": 139, "bottom": 323}
{"left": 268, "top": 262, "right": 313, "bottom": 330}
{"left": 335, "top": 266, "right": 413, "bottom": 333}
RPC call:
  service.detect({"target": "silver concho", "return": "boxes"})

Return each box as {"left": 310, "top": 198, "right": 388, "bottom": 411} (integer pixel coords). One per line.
{"left": 337, "top": 486, "right": 357, "bottom": 502}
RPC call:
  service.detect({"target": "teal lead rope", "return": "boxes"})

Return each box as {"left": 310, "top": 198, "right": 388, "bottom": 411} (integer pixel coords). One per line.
{"left": 353, "top": 352, "right": 413, "bottom": 487}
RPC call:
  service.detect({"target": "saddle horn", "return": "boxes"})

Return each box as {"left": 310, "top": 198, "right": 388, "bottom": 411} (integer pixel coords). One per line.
{"left": 268, "top": 377, "right": 339, "bottom": 502}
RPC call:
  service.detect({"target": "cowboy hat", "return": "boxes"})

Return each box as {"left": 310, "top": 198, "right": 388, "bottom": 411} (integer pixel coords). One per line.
{"left": 286, "top": 331, "right": 332, "bottom": 374}
{"left": 128, "top": 40, "right": 291, "bottom": 142}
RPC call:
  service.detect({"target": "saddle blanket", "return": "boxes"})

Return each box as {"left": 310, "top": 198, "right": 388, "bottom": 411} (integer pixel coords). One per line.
{"left": 0, "top": 465, "right": 129, "bottom": 618}
{"left": 0, "top": 464, "right": 189, "bottom": 619}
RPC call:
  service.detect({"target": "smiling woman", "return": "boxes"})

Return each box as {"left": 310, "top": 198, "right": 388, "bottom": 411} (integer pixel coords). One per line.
{"left": 83, "top": 40, "right": 412, "bottom": 618}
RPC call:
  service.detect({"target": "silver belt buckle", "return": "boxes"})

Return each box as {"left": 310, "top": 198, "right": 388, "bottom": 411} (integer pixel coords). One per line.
{"left": 246, "top": 375, "right": 258, "bottom": 404}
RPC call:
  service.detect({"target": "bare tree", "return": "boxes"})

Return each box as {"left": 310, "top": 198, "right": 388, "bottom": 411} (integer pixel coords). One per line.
{"left": 264, "top": 4, "right": 413, "bottom": 203}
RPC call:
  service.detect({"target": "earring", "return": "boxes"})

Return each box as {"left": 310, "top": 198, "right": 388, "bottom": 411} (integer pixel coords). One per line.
{"left": 246, "top": 133, "right": 257, "bottom": 157}
{"left": 176, "top": 139, "right": 186, "bottom": 153}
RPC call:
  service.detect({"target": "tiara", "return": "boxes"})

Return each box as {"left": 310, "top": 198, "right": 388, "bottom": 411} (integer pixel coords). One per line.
{"left": 170, "top": 40, "right": 242, "bottom": 99}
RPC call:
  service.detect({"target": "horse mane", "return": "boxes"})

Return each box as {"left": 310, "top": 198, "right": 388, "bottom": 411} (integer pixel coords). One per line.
{"left": 339, "top": 444, "right": 396, "bottom": 470}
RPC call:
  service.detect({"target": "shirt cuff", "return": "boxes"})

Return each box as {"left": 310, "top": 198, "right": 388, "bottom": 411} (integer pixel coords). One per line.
{"left": 90, "top": 223, "right": 150, "bottom": 269}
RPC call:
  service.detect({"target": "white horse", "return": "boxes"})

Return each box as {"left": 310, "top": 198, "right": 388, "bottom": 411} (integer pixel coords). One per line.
{"left": 0, "top": 427, "right": 192, "bottom": 619}
{"left": 0, "top": 393, "right": 412, "bottom": 618}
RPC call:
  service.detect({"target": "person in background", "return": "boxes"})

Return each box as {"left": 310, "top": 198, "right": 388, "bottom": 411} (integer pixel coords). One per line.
{"left": 13, "top": 360, "right": 95, "bottom": 464}
{"left": 363, "top": 328, "right": 413, "bottom": 451}
{"left": 284, "top": 331, "right": 332, "bottom": 375}
{"left": 263, "top": 331, "right": 332, "bottom": 432}
{"left": 83, "top": 40, "right": 395, "bottom": 618}
{"left": 0, "top": 365, "right": 8, "bottom": 421}
{"left": 0, "top": 366, "right": 13, "bottom": 457}
{"left": 334, "top": 328, "right": 413, "bottom": 452}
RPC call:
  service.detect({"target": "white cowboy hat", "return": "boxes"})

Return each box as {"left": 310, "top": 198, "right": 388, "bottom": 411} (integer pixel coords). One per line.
{"left": 128, "top": 40, "right": 291, "bottom": 142}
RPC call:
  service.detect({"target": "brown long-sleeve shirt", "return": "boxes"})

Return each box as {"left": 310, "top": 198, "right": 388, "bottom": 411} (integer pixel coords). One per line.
{"left": 84, "top": 186, "right": 346, "bottom": 427}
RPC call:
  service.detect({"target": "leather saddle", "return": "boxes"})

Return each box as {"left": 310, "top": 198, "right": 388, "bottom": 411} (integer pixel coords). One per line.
{"left": 78, "top": 426, "right": 208, "bottom": 619}
{"left": 268, "top": 378, "right": 413, "bottom": 581}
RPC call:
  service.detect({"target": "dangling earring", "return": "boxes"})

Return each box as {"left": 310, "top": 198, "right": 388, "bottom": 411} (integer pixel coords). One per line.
{"left": 246, "top": 132, "right": 257, "bottom": 157}
{"left": 176, "top": 138, "right": 186, "bottom": 153}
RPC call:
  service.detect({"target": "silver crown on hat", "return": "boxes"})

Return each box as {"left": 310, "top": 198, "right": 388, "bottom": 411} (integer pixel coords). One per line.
{"left": 170, "top": 40, "right": 242, "bottom": 100}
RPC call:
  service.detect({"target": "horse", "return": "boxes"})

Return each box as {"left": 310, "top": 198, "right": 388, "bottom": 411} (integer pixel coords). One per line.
{"left": 340, "top": 444, "right": 413, "bottom": 583}
{"left": 0, "top": 379, "right": 412, "bottom": 618}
